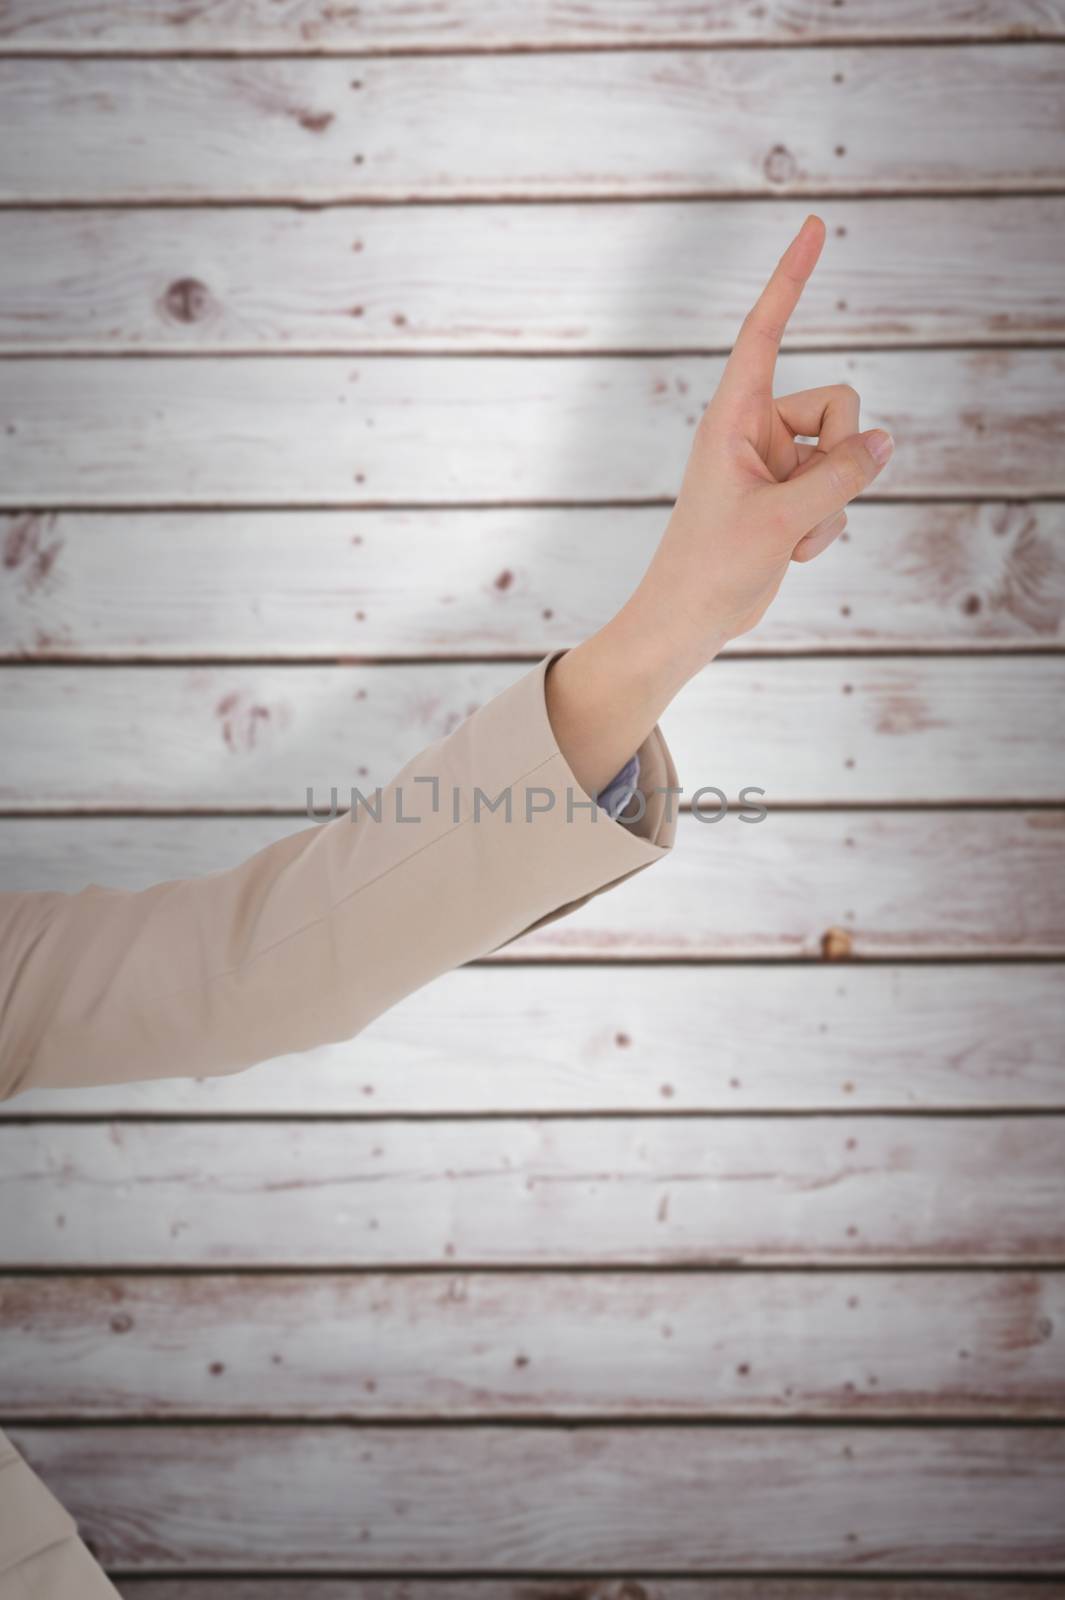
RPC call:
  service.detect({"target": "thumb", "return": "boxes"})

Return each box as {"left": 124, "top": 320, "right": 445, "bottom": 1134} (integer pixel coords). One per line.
{"left": 769, "top": 428, "right": 894, "bottom": 534}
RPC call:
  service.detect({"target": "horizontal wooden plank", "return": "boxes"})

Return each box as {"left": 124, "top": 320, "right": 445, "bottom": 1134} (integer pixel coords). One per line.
{"left": 4, "top": 502, "right": 1064, "bottom": 659}
{"left": 10, "top": 1423, "right": 1065, "bottom": 1570}
{"left": 4, "top": 1117, "right": 1064, "bottom": 1267}
{"left": 4, "top": 198, "right": 1065, "bottom": 354}
{"left": 3, "top": 1270, "right": 1061, "bottom": 1420}
{"left": 106, "top": 1583, "right": 1065, "bottom": 1600}
{"left": 3, "top": 0, "right": 1064, "bottom": 53}
{"left": 3, "top": 350, "right": 1062, "bottom": 506}
{"left": 2, "top": 812, "right": 1063, "bottom": 959}
{"left": 1, "top": 659, "right": 1062, "bottom": 809}
{"left": 5, "top": 963, "right": 1063, "bottom": 1117}
{"left": 2, "top": 50, "right": 1063, "bottom": 202}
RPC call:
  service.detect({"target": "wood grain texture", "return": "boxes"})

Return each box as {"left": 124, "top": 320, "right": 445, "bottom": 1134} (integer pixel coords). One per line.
{"left": 1, "top": 658, "right": 1062, "bottom": 809}
{"left": 2, "top": 1270, "right": 1061, "bottom": 1420}
{"left": 2, "top": 811, "right": 1062, "bottom": 959}
{"left": 1, "top": 49, "right": 1063, "bottom": 203}
{"left": 4, "top": 1116, "right": 1064, "bottom": 1267}
{"left": 5, "top": 963, "right": 1063, "bottom": 1117}
{"left": 4, "top": 502, "right": 1064, "bottom": 659}
{"left": 3, "top": 198, "right": 1064, "bottom": 354}
{"left": 3, "top": 0, "right": 1063, "bottom": 52}
{"left": 0, "top": 4, "right": 1060, "bottom": 1589}
{"left": 9, "top": 1423, "right": 1065, "bottom": 1570}
{"left": 105, "top": 1584, "right": 1065, "bottom": 1600}
{"left": 3, "top": 350, "right": 1062, "bottom": 506}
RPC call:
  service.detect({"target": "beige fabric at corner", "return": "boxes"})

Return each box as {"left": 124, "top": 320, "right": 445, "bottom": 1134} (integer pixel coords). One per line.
{"left": 0, "top": 649, "right": 679, "bottom": 1592}
{"left": 0, "top": 1443, "right": 121, "bottom": 1598}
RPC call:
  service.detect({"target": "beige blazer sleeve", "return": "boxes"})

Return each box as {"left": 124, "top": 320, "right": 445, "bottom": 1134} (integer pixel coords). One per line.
{"left": 0, "top": 649, "right": 679, "bottom": 1103}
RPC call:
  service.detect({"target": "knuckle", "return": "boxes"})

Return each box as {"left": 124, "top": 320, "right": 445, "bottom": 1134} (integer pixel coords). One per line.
{"left": 827, "top": 454, "right": 865, "bottom": 500}
{"left": 743, "top": 310, "right": 783, "bottom": 347}
{"left": 835, "top": 382, "right": 861, "bottom": 405}
{"left": 812, "top": 509, "right": 846, "bottom": 539}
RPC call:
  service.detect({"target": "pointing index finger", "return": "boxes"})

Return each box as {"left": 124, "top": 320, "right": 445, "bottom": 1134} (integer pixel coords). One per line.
{"left": 721, "top": 214, "right": 826, "bottom": 399}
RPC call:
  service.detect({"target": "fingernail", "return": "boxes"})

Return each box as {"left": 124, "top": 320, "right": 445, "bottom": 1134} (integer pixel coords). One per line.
{"left": 865, "top": 429, "right": 894, "bottom": 466}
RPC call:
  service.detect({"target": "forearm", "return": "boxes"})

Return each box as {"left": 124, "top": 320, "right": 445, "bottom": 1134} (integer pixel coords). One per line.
{"left": 544, "top": 584, "right": 722, "bottom": 800}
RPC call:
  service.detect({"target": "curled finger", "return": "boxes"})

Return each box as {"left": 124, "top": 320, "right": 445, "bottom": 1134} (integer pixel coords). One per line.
{"left": 791, "top": 508, "right": 848, "bottom": 564}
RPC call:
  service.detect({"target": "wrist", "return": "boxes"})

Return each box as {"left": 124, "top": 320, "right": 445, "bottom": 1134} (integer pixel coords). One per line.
{"left": 612, "top": 583, "right": 728, "bottom": 698}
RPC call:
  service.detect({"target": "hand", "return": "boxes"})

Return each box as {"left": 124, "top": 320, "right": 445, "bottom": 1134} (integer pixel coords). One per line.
{"left": 628, "top": 213, "right": 894, "bottom": 665}
{"left": 545, "top": 214, "right": 894, "bottom": 799}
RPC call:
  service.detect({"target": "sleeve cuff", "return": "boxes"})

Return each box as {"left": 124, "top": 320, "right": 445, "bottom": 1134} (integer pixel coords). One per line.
{"left": 464, "top": 647, "right": 679, "bottom": 947}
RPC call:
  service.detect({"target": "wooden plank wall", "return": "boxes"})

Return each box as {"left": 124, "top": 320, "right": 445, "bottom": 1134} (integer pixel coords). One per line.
{"left": 1, "top": 2, "right": 1064, "bottom": 1592}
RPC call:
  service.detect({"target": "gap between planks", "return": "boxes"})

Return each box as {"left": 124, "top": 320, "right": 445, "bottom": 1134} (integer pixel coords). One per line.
{"left": 5, "top": 1260, "right": 1065, "bottom": 1277}
{"left": 3, "top": 342, "right": 1064, "bottom": 359}
{"left": 4, "top": 38, "right": 1065, "bottom": 59}
{"left": 4, "top": 651, "right": 1065, "bottom": 667}
{"left": 10, "top": 1415, "right": 1065, "bottom": 1430}
{"left": 4, "top": 188, "right": 1065, "bottom": 212}
{"left": 5, "top": 1106, "right": 1065, "bottom": 1123}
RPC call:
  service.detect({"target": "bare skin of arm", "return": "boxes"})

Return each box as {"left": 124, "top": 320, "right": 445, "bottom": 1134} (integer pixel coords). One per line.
{"left": 545, "top": 212, "right": 895, "bottom": 799}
